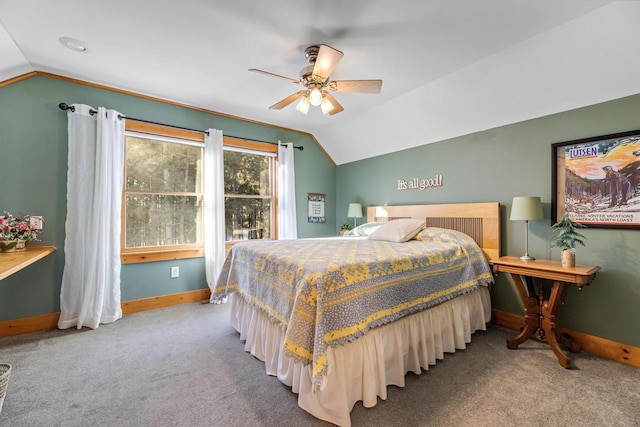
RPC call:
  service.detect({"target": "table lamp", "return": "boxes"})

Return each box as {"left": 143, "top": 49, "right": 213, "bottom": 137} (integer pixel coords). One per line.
{"left": 510, "top": 196, "right": 543, "bottom": 260}
{"left": 347, "top": 203, "right": 363, "bottom": 228}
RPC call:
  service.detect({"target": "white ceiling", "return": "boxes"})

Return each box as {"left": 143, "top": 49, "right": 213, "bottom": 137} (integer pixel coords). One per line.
{"left": 1, "top": 1, "right": 639, "bottom": 164}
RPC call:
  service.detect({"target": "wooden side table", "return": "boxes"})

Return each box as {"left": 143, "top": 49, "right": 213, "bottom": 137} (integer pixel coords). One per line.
{"left": 491, "top": 256, "right": 600, "bottom": 368}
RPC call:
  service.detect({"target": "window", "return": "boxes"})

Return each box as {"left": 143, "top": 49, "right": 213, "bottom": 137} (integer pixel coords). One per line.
{"left": 223, "top": 137, "right": 278, "bottom": 246}
{"left": 122, "top": 121, "right": 205, "bottom": 263}
{"left": 121, "top": 123, "right": 278, "bottom": 263}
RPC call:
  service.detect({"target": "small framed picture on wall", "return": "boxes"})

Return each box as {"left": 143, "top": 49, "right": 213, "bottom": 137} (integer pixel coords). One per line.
{"left": 307, "top": 193, "right": 326, "bottom": 223}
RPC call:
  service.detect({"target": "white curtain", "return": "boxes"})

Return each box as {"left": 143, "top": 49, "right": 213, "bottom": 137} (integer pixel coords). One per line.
{"left": 278, "top": 142, "right": 297, "bottom": 240}
{"left": 204, "top": 129, "right": 227, "bottom": 303}
{"left": 58, "top": 104, "right": 125, "bottom": 330}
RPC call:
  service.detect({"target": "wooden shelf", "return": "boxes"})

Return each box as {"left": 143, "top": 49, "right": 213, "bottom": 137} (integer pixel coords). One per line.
{"left": 0, "top": 245, "right": 56, "bottom": 281}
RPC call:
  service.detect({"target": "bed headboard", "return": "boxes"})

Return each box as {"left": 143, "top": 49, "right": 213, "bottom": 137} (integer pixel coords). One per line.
{"left": 367, "top": 202, "right": 501, "bottom": 262}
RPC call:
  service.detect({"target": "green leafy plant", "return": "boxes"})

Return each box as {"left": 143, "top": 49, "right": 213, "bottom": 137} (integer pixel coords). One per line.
{"left": 550, "top": 212, "right": 587, "bottom": 252}
{"left": 340, "top": 222, "right": 353, "bottom": 231}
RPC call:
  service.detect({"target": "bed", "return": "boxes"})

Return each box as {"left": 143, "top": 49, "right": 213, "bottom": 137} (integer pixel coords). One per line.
{"left": 212, "top": 202, "right": 501, "bottom": 426}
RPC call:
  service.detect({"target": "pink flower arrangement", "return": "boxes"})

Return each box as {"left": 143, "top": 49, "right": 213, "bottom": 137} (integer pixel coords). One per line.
{"left": 0, "top": 212, "right": 41, "bottom": 243}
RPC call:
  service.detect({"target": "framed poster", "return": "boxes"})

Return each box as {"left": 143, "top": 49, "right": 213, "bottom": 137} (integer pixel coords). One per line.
{"left": 307, "top": 193, "right": 326, "bottom": 223}
{"left": 551, "top": 129, "right": 640, "bottom": 229}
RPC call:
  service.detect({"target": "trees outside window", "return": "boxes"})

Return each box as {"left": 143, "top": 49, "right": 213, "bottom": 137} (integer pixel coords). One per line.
{"left": 124, "top": 135, "right": 203, "bottom": 248}
{"left": 121, "top": 122, "right": 278, "bottom": 264}
{"left": 223, "top": 148, "right": 275, "bottom": 241}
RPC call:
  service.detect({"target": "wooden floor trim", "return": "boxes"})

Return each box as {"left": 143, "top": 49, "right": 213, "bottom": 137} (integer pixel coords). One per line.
{"left": 0, "top": 312, "right": 60, "bottom": 338}
{"left": 0, "top": 289, "right": 211, "bottom": 338}
{"left": 121, "top": 289, "right": 211, "bottom": 315}
{"left": 491, "top": 309, "right": 639, "bottom": 368}
{"left": 1, "top": 296, "right": 637, "bottom": 370}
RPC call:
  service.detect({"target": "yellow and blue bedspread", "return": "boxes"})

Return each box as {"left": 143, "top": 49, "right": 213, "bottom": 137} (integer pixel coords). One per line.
{"left": 213, "top": 232, "right": 493, "bottom": 388}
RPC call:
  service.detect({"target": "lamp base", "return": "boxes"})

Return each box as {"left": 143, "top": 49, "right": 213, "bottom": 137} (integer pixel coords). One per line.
{"left": 520, "top": 255, "right": 535, "bottom": 261}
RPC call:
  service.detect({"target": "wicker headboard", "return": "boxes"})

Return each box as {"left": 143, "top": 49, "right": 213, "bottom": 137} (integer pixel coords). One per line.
{"left": 367, "top": 202, "right": 501, "bottom": 262}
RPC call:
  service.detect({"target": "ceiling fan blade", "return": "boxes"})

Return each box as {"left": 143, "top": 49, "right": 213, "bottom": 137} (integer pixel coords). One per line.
{"left": 325, "top": 93, "right": 344, "bottom": 116}
{"left": 249, "top": 69, "right": 300, "bottom": 84}
{"left": 312, "top": 45, "right": 344, "bottom": 82}
{"left": 330, "top": 80, "right": 383, "bottom": 94}
{"left": 269, "top": 92, "right": 305, "bottom": 110}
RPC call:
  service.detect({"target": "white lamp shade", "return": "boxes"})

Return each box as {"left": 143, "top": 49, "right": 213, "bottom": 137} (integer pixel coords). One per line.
{"left": 320, "top": 97, "right": 334, "bottom": 114}
{"left": 309, "top": 87, "right": 323, "bottom": 106}
{"left": 295, "top": 97, "right": 310, "bottom": 115}
{"left": 510, "top": 196, "right": 543, "bottom": 221}
{"left": 347, "top": 203, "right": 363, "bottom": 218}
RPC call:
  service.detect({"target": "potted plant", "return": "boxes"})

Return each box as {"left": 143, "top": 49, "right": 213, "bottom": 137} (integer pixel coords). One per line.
{"left": 339, "top": 222, "right": 353, "bottom": 236}
{"left": 550, "top": 212, "right": 587, "bottom": 267}
{"left": 0, "top": 212, "right": 42, "bottom": 252}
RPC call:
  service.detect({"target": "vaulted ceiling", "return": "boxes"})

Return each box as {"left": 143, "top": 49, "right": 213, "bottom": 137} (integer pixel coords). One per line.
{"left": 1, "top": 1, "right": 639, "bottom": 164}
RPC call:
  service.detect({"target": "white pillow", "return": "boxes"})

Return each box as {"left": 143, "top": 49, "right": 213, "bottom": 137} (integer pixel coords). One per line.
{"left": 367, "top": 219, "right": 425, "bottom": 243}
{"left": 345, "top": 222, "right": 384, "bottom": 236}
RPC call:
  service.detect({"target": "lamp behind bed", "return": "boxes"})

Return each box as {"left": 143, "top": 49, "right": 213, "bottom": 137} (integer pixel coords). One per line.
{"left": 347, "top": 203, "right": 363, "bottom": 228}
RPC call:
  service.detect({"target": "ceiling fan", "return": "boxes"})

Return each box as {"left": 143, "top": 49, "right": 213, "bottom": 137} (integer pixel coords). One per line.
{"left": 249, "top": 44, "right": 382, "bottom": 116}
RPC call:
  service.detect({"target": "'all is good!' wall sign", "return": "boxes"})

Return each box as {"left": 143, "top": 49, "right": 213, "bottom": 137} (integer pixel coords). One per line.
{"left": 397, "top": 173, "right": 443, "bottom": 191}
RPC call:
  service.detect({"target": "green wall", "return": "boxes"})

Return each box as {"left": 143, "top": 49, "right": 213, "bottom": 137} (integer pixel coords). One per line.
{"left": 0, "top": 75, "right": 336, "bottom": 321}
{"left": 336, "top": 93, "right": 640, "bottom": 347}
{"left": 2, "top": 74, "right": 639, "bottom": 349}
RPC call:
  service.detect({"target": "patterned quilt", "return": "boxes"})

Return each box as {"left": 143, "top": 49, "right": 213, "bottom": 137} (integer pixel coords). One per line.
{"left": 212, "top": 230, "right": 493, "bottom": 389}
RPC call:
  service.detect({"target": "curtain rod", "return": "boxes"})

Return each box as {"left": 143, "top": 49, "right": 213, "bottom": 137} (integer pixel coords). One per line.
{"left": 58, "top": 103, "right": 303, "bottom": 151}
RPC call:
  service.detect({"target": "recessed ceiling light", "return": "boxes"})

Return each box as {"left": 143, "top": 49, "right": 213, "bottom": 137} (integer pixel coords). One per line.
{"left": 59, "top": 37, "right": 87, "bottom": 52}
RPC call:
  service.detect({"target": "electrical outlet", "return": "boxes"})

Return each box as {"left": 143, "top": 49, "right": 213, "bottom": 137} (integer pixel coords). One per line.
{"left": 170, "top": 266, "right": 179, "bottom": 278}
{"left": 29, "top": 216, "right": 44, "bottom": 230}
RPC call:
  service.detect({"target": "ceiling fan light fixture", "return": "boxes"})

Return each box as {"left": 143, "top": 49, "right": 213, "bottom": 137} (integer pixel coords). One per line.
{"left": 251, "top": 44, "right": 380, "bottom": 116}
{"left": 320, "top": 97, "right": 334, "bottom": 115}
{"left": 309, "top": 87, "right": 323, "bottom": 106}
{"left": 295, "top": 97, "right": 310, "bottom": 115}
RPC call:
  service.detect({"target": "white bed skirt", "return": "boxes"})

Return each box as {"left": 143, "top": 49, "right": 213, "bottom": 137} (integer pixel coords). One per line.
{"left": 229, "top": 286, "right": 491, "bottom": 427}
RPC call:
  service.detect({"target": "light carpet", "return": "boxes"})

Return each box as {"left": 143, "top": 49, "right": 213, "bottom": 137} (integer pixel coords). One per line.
{"left": 0, "top": 301, "right": 638, "bottom": 426}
